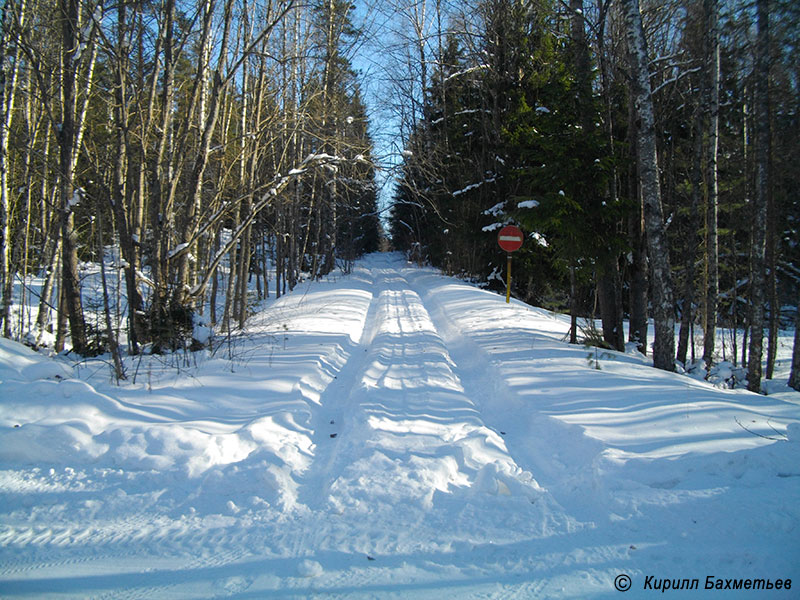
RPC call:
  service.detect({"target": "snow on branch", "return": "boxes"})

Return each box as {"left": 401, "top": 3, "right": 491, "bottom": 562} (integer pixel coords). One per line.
{"left": 517, "top": 200, "right": 539, "bottom": 209}
{"left": 167, "top": 243, "right": 190, "bottom": 259}
{"left": 454, "top": 109, "right": 489, "bottom": 116}
{"left": 444, "top": 64, "right": 489, "bottom": 84}
{"left": 170, "top": 152, "right": 371, "bottom": 266}
{"left": 483, "top": 201, "right": 506, "bottom": 216}
{"left": 453, "top": 177, "right": 496, "bottom": 197}
{"left": 186, "top": 153, "right": 372, "bottom": 298}
{"left": 651, "top": 66, "right": 702, "bottom": 95}
{"left": 778, "top": 261, "right": 800, "bottom": 284}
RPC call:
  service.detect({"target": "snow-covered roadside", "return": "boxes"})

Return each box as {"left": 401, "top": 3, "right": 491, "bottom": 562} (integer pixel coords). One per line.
{"left": 1, "top": 253, "right": 798, "bottom": 598}
{"left": 410, "top": 265, "right": 800, "bottom": 586}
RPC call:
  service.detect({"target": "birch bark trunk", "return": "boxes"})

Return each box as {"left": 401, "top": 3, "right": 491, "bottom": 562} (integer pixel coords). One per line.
{"left": 0, "top": 0, "right": 27, "bottom": 336}
{"left": 702, "top": 0, "right": 720, "bottom": 366}
{"left": 57, "top": 0, "right": 92, "bottom": 354}
{"left": 622, "top": 0, "right": 675, "bottom": 371}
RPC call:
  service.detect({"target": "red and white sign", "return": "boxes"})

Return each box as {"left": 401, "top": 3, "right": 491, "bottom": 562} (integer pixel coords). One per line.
{"left": 497, "top": 225, "right": 524, "bottom": 252}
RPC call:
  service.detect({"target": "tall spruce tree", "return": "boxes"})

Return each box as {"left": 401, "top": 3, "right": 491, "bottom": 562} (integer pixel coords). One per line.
{"left": 504, "top": 1, "right": 624, "bottom": 332}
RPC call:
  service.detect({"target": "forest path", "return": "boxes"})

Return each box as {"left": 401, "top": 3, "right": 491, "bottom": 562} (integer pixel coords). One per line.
{"left": 2, "top": 253, "right": 799, "bottom": 599}
{"left": 287, "top": 253, "right": 566, "bottom": 559}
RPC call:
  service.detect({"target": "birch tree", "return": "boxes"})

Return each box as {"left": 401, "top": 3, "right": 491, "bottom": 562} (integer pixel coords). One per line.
{"left": 622, "top": 0, "right": 675, "bottom": 371}
{"left": 0, "top": 6, "right": 12, "bottom": 335}
{"left": 0, "top": 0, "right": 28, "bottom": 337}
{"left": 702, "top": 0, "right": 720, "bottom": 367}
{"left": 50, "top": 0, "right": 104, "bottom": 354}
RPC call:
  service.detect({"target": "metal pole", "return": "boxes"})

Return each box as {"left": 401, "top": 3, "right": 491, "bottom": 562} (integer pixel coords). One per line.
{"left": 506, "top": 254, "right": 511, "bottom": 303}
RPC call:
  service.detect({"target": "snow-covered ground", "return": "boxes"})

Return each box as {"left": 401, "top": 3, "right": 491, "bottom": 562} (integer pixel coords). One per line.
{"left": 1, "top": 252, "right": 799, "bottom": 598}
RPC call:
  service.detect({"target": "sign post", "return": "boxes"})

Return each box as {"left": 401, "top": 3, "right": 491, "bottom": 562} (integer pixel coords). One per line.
{"left": 506, "top": 253, "right": 512, "bottom": 303}
{"left": 497, "top": 225, "right": 524, "bottom": 303}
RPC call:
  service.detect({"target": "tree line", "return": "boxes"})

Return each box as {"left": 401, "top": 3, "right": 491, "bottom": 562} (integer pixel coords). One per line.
{"left": 0, "top": 0, "right": 381, "bottom": 371}
{"left": 0, "top": 0, "right": 798, "bottom": 392}
{"left": 386, "top": 0, "right": 800, "bottom": 391}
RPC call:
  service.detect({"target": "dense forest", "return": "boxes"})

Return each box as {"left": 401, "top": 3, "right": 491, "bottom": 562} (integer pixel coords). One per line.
{"left": 0, "top": 0, "right": 381, "bottom": 366}
{"left": 388, "top": 0, "right": 800, "bottom": 390}
{"left": 0, "top": 0, "right": 798, "bottom": 391}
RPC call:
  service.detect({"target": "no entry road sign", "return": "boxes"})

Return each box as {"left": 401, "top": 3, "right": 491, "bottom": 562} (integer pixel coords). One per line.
{"left": 497, "top": 225, "right": 524, "bottom": 253}
{"left": 496, "top": 225, "right": 523, "bottom": 303}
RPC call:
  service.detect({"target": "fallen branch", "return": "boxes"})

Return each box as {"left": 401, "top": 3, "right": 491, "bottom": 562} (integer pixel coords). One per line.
{"left": 734, "top": 416, "right": 787, "bottom": 441}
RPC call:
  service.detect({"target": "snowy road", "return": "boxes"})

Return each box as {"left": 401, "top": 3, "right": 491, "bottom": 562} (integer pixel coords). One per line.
{"left": 1, "top": 253, "right": 799, "bottom": 598}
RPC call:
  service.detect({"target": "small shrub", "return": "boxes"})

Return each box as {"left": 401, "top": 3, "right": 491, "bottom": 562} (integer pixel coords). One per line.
{"left": 148, "top": 301, "right": 195, "bottom": 354}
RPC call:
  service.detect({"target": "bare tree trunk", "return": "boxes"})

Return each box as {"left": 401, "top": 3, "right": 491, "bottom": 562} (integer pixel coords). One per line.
{"left": 747, "top": 0, "right": 769, "bottom": 393}
{"left": 0, "top": 0, "right": 10, "bottom": 338}
{"left": 0, "top": 0, "right": 24, "bottom": 337}
{"left": 627, "top": 197, "right": 649, "bottom": 355}
{"left": 222, "top": 243, "right": 237, "bottom": 333}
{"left": 702, "top": 0, "right": 720, "bottom": 366}
{"left": 730, "top": 236, "right": 739, "bottom": 366}
{"left": 765, "top": 257, "right": 778, "bottom": 379}
{"left": 55, "top": 264, "right": 67, "bottom": 352}
{"left": 235, "top": 3, "right": 254, "bottom": 328}
{"left": 148, "top": 0, "right": 176, "bottom": 348}
{"left": 209, "top": 229, "right": 220, "bottom": 324}
{"left": 37, "top": 233, "right": 60, "bottom": 340}
{"left": 261, "top": 229, "right": 269, "bottom": 299}
{"left": 569, "top": 263, "right": 578, "bottom": 344}
{"left": 110, "top": 0, "right": 143, "bottom": 354}
{"left": 765, "top": 117, "right": 778, "bottom": 379}
{"left": 789, "top": 302, "right": 800, "bottom": 391}
{"left": 97, "top": 209, "right": 125, "bottom": 380}
{"left": 57, "top": 0, "right": 89, "bottom": 354}
{"left": 623, "top": 0, "right": 675, "bottom": 371}
{"left": 18, "top": 106, "right": 36, "bottom": 339}
{"left": 677, "top": 99, "right": 704, "bottom": 367}
{"left": 741, "top": 319, "right": 748, "bottom": 368}
{"left": 740, "top": 92, "right": 750, "bottom": 369}
{"left": 275, "top": 214, "right": 283, "bottom": 300}
{"left": 626, "top": 89, "right": 648, "bottom": 355}
{"left": 597, "top": 265, "right": 624, "bottom": 351}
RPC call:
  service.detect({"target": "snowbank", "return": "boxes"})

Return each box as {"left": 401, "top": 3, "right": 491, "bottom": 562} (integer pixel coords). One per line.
{"left": 1, "top": 254, "right": 798, "bottom": 598}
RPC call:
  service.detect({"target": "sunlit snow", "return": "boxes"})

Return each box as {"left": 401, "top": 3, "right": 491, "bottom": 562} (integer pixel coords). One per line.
{"left": 1, "top": 253, "right": 798, "bottom": 598}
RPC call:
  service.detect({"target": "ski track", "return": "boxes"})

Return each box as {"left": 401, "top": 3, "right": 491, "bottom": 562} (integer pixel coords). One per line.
{"left": 2, "top": 253, "right": 799, "bottom": 598}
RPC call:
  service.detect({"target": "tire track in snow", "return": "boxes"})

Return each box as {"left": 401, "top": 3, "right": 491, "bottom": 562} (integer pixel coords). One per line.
{"left": 0, "top": 256, "right": 585, "bottom": 597}
{"left": 407, "top": 268, "right": 564, "bottom": 481}
{"left": 362, "top": 264, "right": 542, "bottom": 496}
{"left": 0, "top": 533, "right": 254, "bottom": 599}
{"left": 290, "top": 255, "right": 565, "bottom": 559}
{"left": 407, "top": 265, "right": 609, "bottom": 525}
{"left": 294, "top": 263, "right": 382, "bottom": 513}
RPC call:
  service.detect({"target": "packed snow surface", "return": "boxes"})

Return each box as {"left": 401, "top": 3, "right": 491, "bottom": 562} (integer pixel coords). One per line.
{"left": 1, "top": 253, "right": 799, "bottom": 598}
